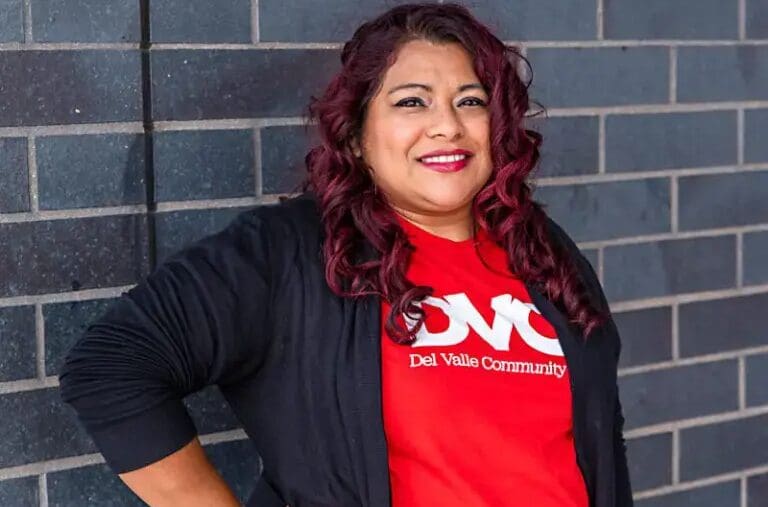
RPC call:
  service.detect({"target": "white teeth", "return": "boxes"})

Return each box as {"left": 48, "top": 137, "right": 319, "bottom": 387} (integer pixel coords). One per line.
{"left": 420, "top": 154, "right": 467, "bottom": 163}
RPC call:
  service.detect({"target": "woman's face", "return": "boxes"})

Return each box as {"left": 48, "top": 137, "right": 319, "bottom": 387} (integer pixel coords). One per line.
{"left": 355, "top": 39, "right": 493, "bottom": 220}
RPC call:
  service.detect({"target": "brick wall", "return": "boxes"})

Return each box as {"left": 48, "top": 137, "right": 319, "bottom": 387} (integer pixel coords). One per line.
{"left": 0, "top": 1, "right": 766, "bottom": 506}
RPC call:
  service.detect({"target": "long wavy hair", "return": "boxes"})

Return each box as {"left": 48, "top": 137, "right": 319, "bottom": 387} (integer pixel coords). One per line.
{"left": 301, "top": 2, "right": 606, "bottom": 343}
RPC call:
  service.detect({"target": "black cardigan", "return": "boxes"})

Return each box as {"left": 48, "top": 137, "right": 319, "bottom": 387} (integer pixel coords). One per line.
{"left": 59, "top": 192, "right": 633, "bottom": 507}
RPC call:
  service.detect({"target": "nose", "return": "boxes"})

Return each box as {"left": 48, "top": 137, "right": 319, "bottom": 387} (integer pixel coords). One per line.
{"left": 426, "top": 103, "right": 464, "bottom": 140}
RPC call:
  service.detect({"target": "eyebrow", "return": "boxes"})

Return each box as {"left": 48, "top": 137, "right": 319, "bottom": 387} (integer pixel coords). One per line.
{"left": 386, "top": 82, "right": 486, "bottom": 95}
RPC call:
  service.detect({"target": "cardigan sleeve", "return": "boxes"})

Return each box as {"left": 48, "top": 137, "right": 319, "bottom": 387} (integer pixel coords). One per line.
{"left": 545, "top": 216, "right": 634, "bottom": 506}
{"left": 58, "top": 208, "right": 273, "bottom": 474}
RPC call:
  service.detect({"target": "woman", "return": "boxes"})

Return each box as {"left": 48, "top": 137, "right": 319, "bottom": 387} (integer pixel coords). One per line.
{"left": 59, "top": 3, "right": 632, "bottom": 506}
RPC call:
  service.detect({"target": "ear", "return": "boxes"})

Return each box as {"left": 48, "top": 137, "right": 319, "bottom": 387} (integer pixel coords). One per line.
{"left": 349, "top": 136, "right": 362, "bottom": 158}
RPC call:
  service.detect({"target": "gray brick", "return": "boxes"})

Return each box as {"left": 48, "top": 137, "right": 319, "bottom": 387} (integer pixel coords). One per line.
{"left": 581, "top": 248, "right": 598, "bottom": 270}
{"left": 635, "top": 481, "right": 740, "bottom": 507}
{"left": 745, "top": 109, "right": 768, "bottom": 163}
{"left": 605, "top": 111, "right": 737, "bottom": 173}
{"left": 36, "top": 134, "right": 145, "bottom": 210}
{"left": 184, "top": 386, "right": 241, "bottom": 435}
{"left": 603, "top": 236, "right": 736, "bottom": 302}
{"left": 261, "top": 125, "right": 314, "bottom": 194}
{"left": 536, "top": 179, "right": 671, "bottom": 242}
{"left": 0, "top": 215, "right": 149, "bottom": 297}
{"left": 0, "top": 137, "right": 29, "bottom": 212}
{"left": 47, "top": 464, "right": 144, "bottom": 507}
{"left": 678, "top": 171, "right": 768, "bottom": 231}
{"left": 619, "top": 360, "right": 738, "bottom": 430}
{"left": 0, "top": 476, "right": 38, "bottom": 507}
{"left": 461, "top": 0, "right": 596, "bottom": 41}
{"left": 0, "top": 0, "right": 22, "bottom": 42}
{"left": 0, "top": 51, "right": 141, "bottom": 127}
{"left": 678, "top": 46, "right": 768, "bottom": 102}
{"left": 626, "top": 433, "right": 672, "bottom": 491}
{"left": 680, "top": 413, "right": 768, "bottom": 480}
{"left": 151, "top": 0, "right": 250, "bottom": 43}
{"left": 527, "top": 116, "right": 599, "bottom": 177}
{"left": 0, "top": 305, "right": 36, "bottom": 382}
{"left": 747, "top": 0, "right": 768, "bottom": 38}
{"left": 155, "top": 207, "right": 249, "bottom": 263}
{"left": 680, "top": 293, "right": 768, "bottom": 357}
{"left": 203, "top": 439, "right": 261, "bottom": 504}
{"left": 527, "top": 47, "right": 668, "bottom": 108}
{"left": 154, "top": 130, "right": 254, "bottom": 202}
{"left": 260, "top": 0, "right": 419, "bottom": 42}
{"left": 744, "top": 231, "right": 768, "bottom": 286}
{"left": 44, "top": 298, "right": 116, "bottom": 376}
{"left": 31, "top": 0, "right": 140, "bottom": 42}
{"left": 151, "top": 50, "right": 340, "bottom": 121}
{"left": 614, "top": 307, "right": 673, "bottom": 368}
{"left": 0, "top": 387, "right": 97, "bottom": 467}
{"left": 746, "top": 352, "right": 768, "bottom": 407}
{"left": 604, "top": 0, "right": 738, "bottom": 40}
{"left": 748, "top": 473, "right": 768, "bottom": 507}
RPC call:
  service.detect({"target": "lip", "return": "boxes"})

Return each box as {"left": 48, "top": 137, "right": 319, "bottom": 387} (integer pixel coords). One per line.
{"left": 417, "top": 149, "right": 473, "bottom": 173}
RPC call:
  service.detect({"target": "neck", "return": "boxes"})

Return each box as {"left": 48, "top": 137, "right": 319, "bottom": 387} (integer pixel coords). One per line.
{"left": 391, "top": 205, "right": 475, "bottom": 242}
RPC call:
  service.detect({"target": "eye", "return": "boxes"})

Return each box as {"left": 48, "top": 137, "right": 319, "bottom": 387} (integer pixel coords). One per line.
{"left": 460, "top": 97, "right": 487, "bottom": 107}
{"left": 395, "top": 97, "right": 425, "bottom": 108}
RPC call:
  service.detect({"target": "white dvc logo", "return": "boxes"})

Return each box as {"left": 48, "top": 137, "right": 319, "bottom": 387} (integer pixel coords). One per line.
{"left": 403, "top": 293, "right": 564, "bottom": 357}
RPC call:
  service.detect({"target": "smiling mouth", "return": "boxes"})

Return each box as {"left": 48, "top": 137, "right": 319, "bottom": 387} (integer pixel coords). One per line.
{"left": 417, "top": 154, "right": 472, "bottom": 173}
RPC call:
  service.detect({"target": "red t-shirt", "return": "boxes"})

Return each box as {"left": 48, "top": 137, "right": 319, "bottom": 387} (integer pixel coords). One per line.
{"left": 381, "top": 214, "right": 589, "bottom": 507}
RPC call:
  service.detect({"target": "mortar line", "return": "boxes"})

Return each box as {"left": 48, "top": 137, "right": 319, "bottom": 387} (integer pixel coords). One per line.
{"left": 38, "top": 473, "right": 48, "bottom": 507}
{"left": 669, "top": 46, "right": 677, "bottom": 103}
{"left": 624, "top": 405, "right": 768, "bottom": 439}
{"left": 0, "top": 123, "right": 144, "bottom": 137}
{"left": 251, "top": 0, "right": 259, "bottom": 43}
{"left": 0, "top": 43, "right": 139, "bottom": 50}
{"left": 27, "top": 136, "right": 39, "bottom": 212}
{"left": 737, "top": 108, "right": 745, "bottom": 166}
{"left": 0, "top": 286, "right": 134, "bottom": 309}
{"left": 633, "top": 463, "right": 768, "bottom": 500}
{"left": 741, "top": 476, "right": 747, "bottom": 507}
{"left": 0, "top": 376, "right": 59, "bottom": 395}
{"left": 598, "top": 114, "right": 606, "bottom": 173}
{"left": 35, "top": 303, "right": 46, "bottom": 379}
{"left": 738, "top": 0, "right": 747, "bottom": 40}
{"left": 670, "top": 175, "right": 678, "bottom": 233}
{"left": 596, "top": 0, "right": 604, "bottom": 40}
{"left": 671, "top": 303, "right": 679, "bottom": 360}
{"left": 22, "top": 0, "right": 32, "bottom": 43}
{"left": 671, "top": 429, "right": 680, "bottom": 484}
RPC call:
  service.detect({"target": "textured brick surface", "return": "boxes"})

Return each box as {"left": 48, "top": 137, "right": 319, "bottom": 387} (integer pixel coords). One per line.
{"left": 47, "top": 464, "right": 144, "bottom": 507}
{"left": 602, "top": 236, "right": 736, "bottom": 302}
{"left": 151, "top": 0, "right": 251, "bottom": 43}
{"left": 746, "top": 352, "right": 768, "bottom": 407}
{"left": 0, "top": 0, "right": 23, "bottom": 42}
{"left": 747, "top": 0, "right": 768, "bottom": 38}
{"left": 619, "top": 360, "right": 738, "bottom": 430}
{"left": 679, "top": 293, "right": 768, "bottom": 357}
{"left": 529, "top": 115, "right": 599, "bottom": 177}
{"left": 0, "top": 388, "right": 97, "bottom": 467}
{"left": 0, "top": 51, "right": 142, "bottom": 127}
{"left": 151, "top": 50, "right": 340, "bottom": 121}
{"left": 0, "top": 476, "right": 38, "bottom": 507}
{"left": 744, "top": 231, "right": 768, "bottom": 286}
{"left": 613, "top": 307, "right": 673, "bottom": 368}
{"left": 44, "top": 298, "right": 117, "bottom": 376}
{"left": 0, "top": 137, "right": 29, "bottom": 212}
{"left": 603, "top": 0, "right": 738, "bottom": 40}
{"left": 748, "top": 473, "right": 768, "bottom": 507}
{"left": 154, "top": 130, "right": 254, "bottom": 202}
{"left": 527, "top": 47, "right": 669, "bottom": 108}
{"left": 261, "top": 125, "right": 313, "bottom": 194}
{"left": 678, "top": 46, "right": 768, "bottom": 102}
{"left": 203, "top": 439, "right": 262, "bottom": 503}
{"left": 745, "top": 109, "right": 768, "bottom": 163}
{"left": 635, "top": 480, "right": 740, "bottom": 507}
{"left": 0, "top": 215, "right": 149, "bottom": 297}
{"left": 0, "top": 305, "right": 36, "bottom": 382}
{"left": 155, "top": 207, "right": 249, "bottom": 263}
{"left": 184, "top": 386, "right": 242, "bottom": 435}
{"left": 680, "top": 413, "right": 768, "bottom": 480}
{"left": 605, "top": 111, "right": 737, "bottom": 173}
{"left": 31, "top": 0, "right": 140, "bottom": 42}
{"left": 678, "top": 171, "right": 768, "bottom": 231}
{"left": 626, "top": 433, "right": 672, "bottom": 491}
{"left": 536, "top": 179, "right": 671, "bottom": 242}
{"left": 36, "top": 134, "right": 146, "bottom": 209}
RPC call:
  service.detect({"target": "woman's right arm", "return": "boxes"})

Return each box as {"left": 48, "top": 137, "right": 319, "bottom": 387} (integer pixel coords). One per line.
{"left": 58, "top": 208, "right": 274, "bottom": 505}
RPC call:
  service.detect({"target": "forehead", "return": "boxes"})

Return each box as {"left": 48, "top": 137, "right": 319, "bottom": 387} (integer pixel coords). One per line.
{"left": 380, "top": 39, "right": 479, "bottom": 87}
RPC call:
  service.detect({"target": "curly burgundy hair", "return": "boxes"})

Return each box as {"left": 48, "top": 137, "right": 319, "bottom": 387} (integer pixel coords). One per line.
{"left": 301, "top": 2, "right": 606, "bottom": 343}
